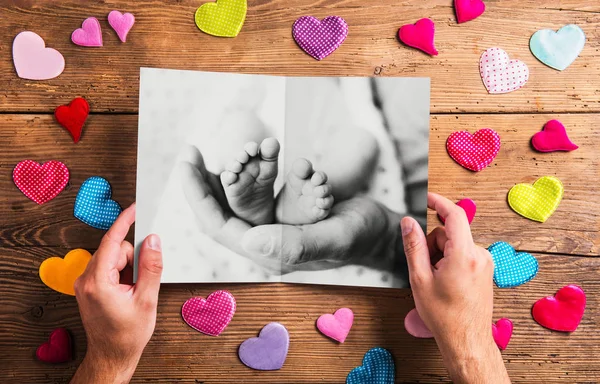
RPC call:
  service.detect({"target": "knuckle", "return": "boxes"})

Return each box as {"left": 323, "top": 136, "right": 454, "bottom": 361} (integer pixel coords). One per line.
{"left": 403, "top": 236, "right": 424, "bottom": 255}
{"left": 139, "top": 295, "right": 158, "bottom": 311}
{"left": 409, "top": 271, "right": 428, "bottom": 287}
{"left": 143, "top": 255, "right": 163, "bottom": 275}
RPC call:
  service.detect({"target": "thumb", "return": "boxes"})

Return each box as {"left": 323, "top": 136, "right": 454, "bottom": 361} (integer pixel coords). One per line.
{"left": 135, "top": 234, "right": 163, "bottom": 305}
{"left": 401, "top": 217, "right": 433, "bottom": 287}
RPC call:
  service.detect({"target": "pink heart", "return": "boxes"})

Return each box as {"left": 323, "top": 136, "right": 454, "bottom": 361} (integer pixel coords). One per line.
{"left": 71, "top": 17, "right": 103, "bottom": 47}
{"left": 404, "top": 308, "right": 433, "bottom": 338}
{"left": 12, "top": 31, "right": 65, "bottom": 80}
{"left": 455, "top": 0, "right": 486, "bottom": 24}
{"left": 316, "top": 308, "right": 354, "bottom": 343}
{"left": 492, "top": 318, "right": 513, "bottom": 351}
{"left": 181, "top": 290, "right": 236, "bottom": 336}
{"left": 108, "top": 10, "right": 135, "bottom": 43}
{"left": 13, "top": 160, "right": 70, "bottom": 205}
{"left": 446, "top": 128, "right": 501, "bottom": 172}
{"left": 439, "top": 198, "right": 476, "bottom": 225}
{"left": 292, "top": 16, "right": 348, "bottom": 60}
{"left": 531, "top": 120, "right": 578, "bottom": 152}
{"left": 398, "top": 18, "right": 438, "bottom": 56}
{"left": 480, "top": 47, "right": 529, "bottom": 94}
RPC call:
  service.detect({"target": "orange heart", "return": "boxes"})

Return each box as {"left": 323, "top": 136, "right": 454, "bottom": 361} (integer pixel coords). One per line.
{"left": 39, "top": 249, "right": 92, "bottom": 296}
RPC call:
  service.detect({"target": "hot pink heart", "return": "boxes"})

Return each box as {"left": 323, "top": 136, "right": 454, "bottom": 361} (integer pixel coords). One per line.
{"left": 13, "top": 160, "right": 70, "bottom": 205}
{"left": 71, "top": 17, "right": 103, "bottom": 47}
{"left": 439, "top": 198, "right": 476, "bottom": 225}
{"left": 531, "top": 120, "right": 578, "bottom": 152}
{"left": 316, "top": 308, "right": 354, "bottom": 343}
{"left": 492, "top": 318, "right": 513, "bottom": 351}
{"left": 181, "top": 290, "right": 236, "bottom": 336}
{"left": 398, "top": 18, "right": 438, "bottom": 56}
{"left": 12, "top": 31, "right": 65, "bottom": 80}
{"left": 454, "top": 0, "right": 486, "bottom": 24}
{"left": 108, "top": 10, "right": 135, "bottom": 43}
{"left": 480, "top": 47, "right": 529, "bottom": 94}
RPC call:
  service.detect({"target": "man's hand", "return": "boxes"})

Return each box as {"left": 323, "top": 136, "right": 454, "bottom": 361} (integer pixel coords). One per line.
{"left": 71, "top": 204, "right": 163, "bottom": 384}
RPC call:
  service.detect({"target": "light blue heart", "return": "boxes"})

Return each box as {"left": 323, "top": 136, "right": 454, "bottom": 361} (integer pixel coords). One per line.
{"left": 74, "top": 176, "right": 122, "bottom": 230}
{"left": 488, "top": 242, "right": 538, "bottom": 288}
{"left": 530, "top": 24, "right": 585, "bottom": 71}
{"left": 347, "top": 347, "right": 394, "bottom": 384}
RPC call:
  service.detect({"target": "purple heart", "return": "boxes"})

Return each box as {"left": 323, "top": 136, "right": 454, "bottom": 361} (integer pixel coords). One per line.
{"left": 292, "top": 16, "right": 348, "bottom": 60}
{"left": 238, "top": 322, "right": 289, "bottom": 370}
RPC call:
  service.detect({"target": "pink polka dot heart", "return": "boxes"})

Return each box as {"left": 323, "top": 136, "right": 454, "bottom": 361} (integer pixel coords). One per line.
{"left": 292, "top": 16, "right": 348, "bottom": 60}
{"left": 181, "top": 290, "right": 236, "bottom": 336}
{"left": 446, "top": 128, "right": 501, "bottom": 172}
{"left": 480, "top": 47, "right": 529, "bottom": 94}
{"left": 13, "top": 160, "right": 70, "bottom": 205}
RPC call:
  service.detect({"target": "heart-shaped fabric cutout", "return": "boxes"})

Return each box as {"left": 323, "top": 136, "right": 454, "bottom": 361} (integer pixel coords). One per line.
{"left": 446, "top": 128, "right": 501, "bottom": 172}
{"left": 317, "top": 307, "right": 354, "bottom": 343}
{"left": 182, "top": 290, "right": 236, "bottom": 336}
{"left": 398, "top": 18, "right": 438, "bottom": 56}
{"left": 347, "top": 347, "right": 395, "bottom": 384}
{"left": 404, "top": 308, "right": 433, "bottom": 338}
{"left": 480, "top": 47, "right": 529, "bottom": 94}
{"left": 55, "top": 97, "right": 90, "bottom": 143}
{"left": 36, "top": 328, "right": 72, "bottom": 363}
{"left": 508, "top": 176, "right": 563, "bottom": 223}
{"left": 195, "top": 0, "right": 247, "bottom": 37}
{"left": 293, "top": 16, "right": 348, "bottom": 61}
{"left": 74, "top": 176, "right": 122, "bottom": 230}
{"left": 39, "top": 249, "right": 92, "bottom": 296}
{"left": 488, "top": 241, "right": 538, "bottom": 288}
{"left": 530, "top": 25, "right": 585, "bottom": 71}
{"left": 454, "top": 0, "right": 485, "bottom": 24}
{"left": 238, "top": 322, "right": 289, "bottom": 370}
{"left": 439, "top": 198, "right": 476, "bottom": 225}
{"left": 531, "top": 120, "right": 578, "bottom": 152}
{"left": 13, "top": 31, "right": 65, "bottom": 80}
{"left": 71, "top": 17, "right": 103, "bottom": 47}
{"left": 532, "top": 285, "right": 586, "bottom": 332}
{"left": 108, "top": 11, "right": 135, "bottom": 42}
{"left": 492, "top": 318, "right": 513, "bottom": 351}
{"left": 13, "top": 160, "right": 69, "bottom": 205}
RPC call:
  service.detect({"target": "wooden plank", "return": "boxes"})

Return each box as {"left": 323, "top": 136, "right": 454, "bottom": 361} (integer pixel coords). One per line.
{"left": 1, "top": 1, "right": 599, "bottom": 113}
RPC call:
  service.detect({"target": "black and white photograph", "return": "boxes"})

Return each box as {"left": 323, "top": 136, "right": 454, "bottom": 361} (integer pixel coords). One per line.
{"left": 135, "top": 68, "right": 430, "bottom": 288}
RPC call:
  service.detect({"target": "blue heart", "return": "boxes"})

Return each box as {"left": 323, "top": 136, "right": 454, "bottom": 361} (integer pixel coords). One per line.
{"left": 347, "top": 347, "right": 394, "bottom": 384}
{"left": 488, "top": 242, "right": 538, "bottom": 288}
{"left": 74, "top": 176, "right": 122, "bottom": 230}
{"left": 530, "top": 24, "right": 585, "bottom": 71}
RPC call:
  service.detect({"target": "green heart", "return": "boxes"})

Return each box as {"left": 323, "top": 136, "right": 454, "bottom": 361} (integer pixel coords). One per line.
{"left": 508, "top": 176, "right": 564, "bottom": 223}
{"left": 195, "top": 0, "right": 247, "bottom": 38}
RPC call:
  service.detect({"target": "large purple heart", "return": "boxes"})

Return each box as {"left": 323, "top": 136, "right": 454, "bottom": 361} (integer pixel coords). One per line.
{"left": 292, "top": 16, "right": 348, "bottom": 60}
{"left": 238, "top": 322, "right": 289, "bottom": 370}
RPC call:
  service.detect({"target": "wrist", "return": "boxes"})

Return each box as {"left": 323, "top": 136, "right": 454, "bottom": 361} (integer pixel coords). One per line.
{"left": 71, "top": 349, "right": 140, "bottom": 384}
{"left": 439, "top": 338, "right": 509, "bottom": 384}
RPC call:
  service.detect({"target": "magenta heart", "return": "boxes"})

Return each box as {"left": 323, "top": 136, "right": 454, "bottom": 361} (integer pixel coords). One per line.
{"left": 531, "top": 120, "right": 578, "bottom": 152}
{"left": 439, "top": 198, "right": 476, "bottom": 225}
{"left": 12, "top": 31, "right": 65, "bottom": 80}
{"left": 404, "top": 308, "right": 433, "bottom": 338}
{"left": 316, "top": 308, "right": 354, "bottom": 343}
{"left": 398, "top": 18, "right": 438, "bottom": 56}
{"left": 71, "top": 17, "right": 103, "bottom": 47}
{"left": 181, "top": 290, "right": 236, "bottom": 336}
{"left": 238, "top": 322, "right": 289, "bottom": 370}
{"left": 108, "top": 10, "right": 135, "bottom": 42}
{"left": 492, "top": 318, "right": 513, "bottom": 350}
{"left": 13, "top": 160, "right": 70, "bottom": 204}
{"left": 455, "top": 0, "right": 486, "bottom": 24}
{"left": 292, "top": 16, "right": 348, "bottom": 60}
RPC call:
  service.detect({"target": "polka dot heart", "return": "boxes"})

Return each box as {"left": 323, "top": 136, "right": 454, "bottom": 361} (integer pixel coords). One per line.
{"left": 480, "top": 47, "right": 529, "bottom": 94}
{"left": 292, "top": 16, "right": 348, "bottom": 61}
{"left": 13, "top": 160, "right": 69, "bottom": 205}
{"left": 346, "top": 347, "right": 395, "bottom": 384}
{"left": 488, "top": 241, "right": 538, "bottom": 288}
{"left": 508, "top": 176, "right": 564, "bottom": 223}
{"left": 181, "top": 290, "right": 236, "bottom": 336}
{"left": 195, "top": 0, "right": 247, "bottom": 38}
{"left": 74, "top": 176, "right": 122, "bottom": 230}
{"left": 446, "top": 128, "right": 501, "bottom": 172}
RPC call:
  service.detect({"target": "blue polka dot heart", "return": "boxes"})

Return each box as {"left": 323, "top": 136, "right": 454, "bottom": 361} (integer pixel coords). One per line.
{"left": 488, "top": 242, "right": 538, "bottom": 288}
{"left": 346, "top": 347, "right": 394, "bottom": 384}
{"left": 74, "top": 176, "right": 122, "bottom": 230}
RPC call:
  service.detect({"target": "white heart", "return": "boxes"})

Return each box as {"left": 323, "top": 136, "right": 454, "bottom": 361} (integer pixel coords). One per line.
{"left": 479, "top": 47, "right": 529, "bottom": 94}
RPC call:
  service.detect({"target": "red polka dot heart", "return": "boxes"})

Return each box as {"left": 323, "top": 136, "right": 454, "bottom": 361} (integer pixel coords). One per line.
{"left": 480, "top": 47, "right": 529, "bottom": 94}
{"left": 446, "top": 128, "right": 501, "bottom": 172}
{"left": 13, "top": 160, "right": 70, "bottom": 205}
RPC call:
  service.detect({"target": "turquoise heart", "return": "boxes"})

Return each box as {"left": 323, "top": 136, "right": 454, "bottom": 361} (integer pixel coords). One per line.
{"left": 74, "top": 176, "right": 122, "bottom": 230}
{"left": 488, "top": 242, "right": 538, "bottom": 288}
{"left": 347, "top": 347, "right": 394, "bottom": 384}
{"left": 530, "top": 24, "right": 585, "bottom": 71}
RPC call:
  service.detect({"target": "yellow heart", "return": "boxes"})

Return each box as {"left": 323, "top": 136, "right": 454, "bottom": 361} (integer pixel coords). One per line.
{"left": 508, "top": 176, "right": 564, "bottom": 223}
{"left": 195, "top": 0, "right": 247, "bottom": 38}
{"left": 39, "top": 249, "right": 92, "bottom": 296}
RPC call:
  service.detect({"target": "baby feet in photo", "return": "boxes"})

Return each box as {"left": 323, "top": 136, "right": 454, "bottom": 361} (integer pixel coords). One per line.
{"left": 221, "top": 138, "right": 280, "bottom": 226}
{"left": 275, "top": 158, "right": 334, "bottom": 225}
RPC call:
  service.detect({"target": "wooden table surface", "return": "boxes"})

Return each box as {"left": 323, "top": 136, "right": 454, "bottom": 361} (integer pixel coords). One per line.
{"left": 1, "top": 1, "right": 599, "bottom": 383}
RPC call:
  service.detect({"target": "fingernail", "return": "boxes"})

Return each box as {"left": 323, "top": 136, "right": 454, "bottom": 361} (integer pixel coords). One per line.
{"left": 242, "top": 232, "right": 274, "bottom": 256}
{"left": 401, "top": 218, "right": 413, "bottom": 237}
{"left": 148, "top": 234, "right": 162, "bottom": 251}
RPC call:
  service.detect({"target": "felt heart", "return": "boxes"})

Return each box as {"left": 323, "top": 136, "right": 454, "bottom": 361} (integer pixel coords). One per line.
{"left": 108, "top": 11, "right": 135, "bottom": 42}
{"left": 532, "top": 285, "right": 586, "bottom": 332}
{"left": 487, "top": 242, "right": 538, "bottom": 288}
{"left": 12, "top": 31, "right": 65, "bottom": 80}
{"left": 398, "top": 18, "right": 438, "bottom": 56}
{"left": 404, "top": 308, "right": 433, "bottom": 338}
{"left": 195, "top": 0, "right": 247, "bottom": 37}
{"left": 480, "top": 47, "right": 529, "bottom": 94}
{"left": 454, "top": 0, "right": 485, "bottom": 24}
{"left": 74, "top": 176, "right": 122, "bottom": 230}
{"left": 439, "top": 198, "right": 476, "bottom": 225}
{"left": 446, "top": 128, "right": 501, "bottom": 172}
{"left": 71, "top": 17, "right": 103, "bottom": 47}
{"left": 317, "top": 308, "right": 354, "bottom": 343}
{"left": 531, "top": 120, "right": 578, "bottom": 153}
{"left": 530, "top": 25, "right": 585, "bottom": 71}
{"left": 292, "top": 16, "right": 348, "bottom": 61}
{"left": 39, "top": 249, "right": 92, "bottom": 296}
{"left": 508, "top": 176, "right": 563, "bottom": 223}
{"left": 36, "top": 328, "right": 72, "bottom": 363}
{"left": 346, "top": 347, "right": 395, "bottom": 384}
{"left": 181, "top": 290, "right": 236, "bottom": 336}
{"left": 492, "top": 318, "right": 513, "bottom": 351}
{"left": 54, "top": 97, "right": 90, "bottom": 143}
{"left": 13, "top": 160, "right": 69, "bottom": 205}
{"left": 238, "top": 322, "right": 289, "bottom": 370}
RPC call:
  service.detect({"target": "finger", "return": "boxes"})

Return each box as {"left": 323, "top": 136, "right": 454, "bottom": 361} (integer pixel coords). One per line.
{"left": 426, "top": 227, "right": 448, "bottom": 267}
{"left": 116, "top": 241, "right": 134, "bottom": 271}
{"left": 134, "top": 234, "right": 163, "bottom": 305}
{"left": 182, "top": 145, "right": 229, "bottom": 210}
{"left": 427, "top": 193, "right": 473, "bottom": 247}
{"left": 103, "top": 203, "right": 136, "bottom": 246}
{"left": 401, "top": 217, "right": 433, "bottom": 286}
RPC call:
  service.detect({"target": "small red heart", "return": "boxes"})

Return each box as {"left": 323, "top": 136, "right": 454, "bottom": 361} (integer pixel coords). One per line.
{"left": 492, "top": 318, "right": 513, "bottom": 351}
{"left": 532, "top": 285, "right": 586, "bottom": 332}
{"left": 454, "top": 0, "right": 486, "bottom": 24}
{"left": 36, "top": 328, "right": 72, "bottom": 363}
{"left": 531, "top": 120, "right": 579, "bottom": 152}
{"left": 446, "top": 128, "right": 501, "bottom": 172}
{"left": 398, "top": 18, "right": 438, "bottom": 56}
{"left": 439, "top": 198, "right": 476, "bottom": 225}
{"left": 54, "top": 97, "right": 90, "bottom": 143}
{"left": 13, "top": 160, "right": 70, "bottom": 204}
{"left": 181, "top": 290, "right": 236, "bottom": 336}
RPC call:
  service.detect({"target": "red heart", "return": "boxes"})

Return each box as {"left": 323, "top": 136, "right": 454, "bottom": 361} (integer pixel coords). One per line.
{"left": 181, "top": 290, "right": 236, "bottom": 336}
{"left": 36, "top": 328, "right": 72, "bottom": 363}
{"left": 439, "top": 198, "right": 476, "bottom": 225}
{"left": 492, "top": 318, "right": 513, "bottom": 351}
{"left": 13, "top": 160, "right": 70, "bottom": 204}
{"left": 532, "top": 285, "right": 586, "bottom": 332}
{"left": 531, "top": 120, "right": 579, "bottom": 153}
{"left": 454, "top": 0, "right": 485, "bottom": 24}
{"left": 54, "top": 97, "right": 90, "bottom": 143}
{"left": 398, "top": 18, "right": 438, "bottom": 56}
{"left": 446, "top": 128, "right": 501, "bottom": 172}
